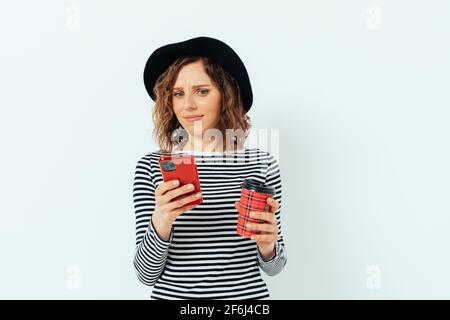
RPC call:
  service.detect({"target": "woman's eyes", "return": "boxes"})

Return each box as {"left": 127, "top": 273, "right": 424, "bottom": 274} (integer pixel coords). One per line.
{"left": 173, "top": 89, "right": 209, "bottom": 97}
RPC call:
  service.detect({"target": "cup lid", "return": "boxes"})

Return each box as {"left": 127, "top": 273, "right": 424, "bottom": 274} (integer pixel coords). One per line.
{"left": 241, "top": 178, "right": 275, "bottom": 195}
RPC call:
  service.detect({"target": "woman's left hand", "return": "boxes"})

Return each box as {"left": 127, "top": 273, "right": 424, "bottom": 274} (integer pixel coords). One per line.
{"left": 234, "top": 197, "right": 280, "bottom": 260}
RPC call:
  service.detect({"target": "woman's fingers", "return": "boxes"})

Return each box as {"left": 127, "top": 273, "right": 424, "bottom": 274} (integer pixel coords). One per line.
{"left": 153, "top": 180, "right": 201, "bottom": 225}
{"left": 267, "top": 197, "right": 279, "bottom": 213}
{"left": 247, "top": 210, "right": 278, "bottom": 238}
{"left": 155, "top": 180, "right": 180, "bottom": 198}
{"left": 251, "top": 234, "right": 278, "bottom": 242}
{"left": 165, "top": 192, "right": 202, "bottom": 211}
{"left": 249, "top": 211, "right": 277, "bottom": 225}
{"left": 161, "top": 183, "right": 196, "bottom": 204}
{"left": 246, "top": 221, "right": 277, "bottom": 234}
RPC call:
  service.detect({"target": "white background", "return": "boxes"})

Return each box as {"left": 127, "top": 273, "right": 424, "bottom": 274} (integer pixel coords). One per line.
{"left": 0, "top": 0, "right": 449, "bottom": 299}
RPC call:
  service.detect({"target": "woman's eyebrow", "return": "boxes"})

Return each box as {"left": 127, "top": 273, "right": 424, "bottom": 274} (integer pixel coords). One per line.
{"left": 173, "top": 84, "right": 211, "bottom": 90}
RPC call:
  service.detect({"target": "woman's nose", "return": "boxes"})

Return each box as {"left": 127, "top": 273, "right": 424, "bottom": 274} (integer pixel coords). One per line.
{"left": 182, "top": 93, "right": 197, "bottom": 109}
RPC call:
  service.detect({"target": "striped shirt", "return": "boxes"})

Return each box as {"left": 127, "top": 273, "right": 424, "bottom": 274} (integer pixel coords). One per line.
{"left": 132, "top": 147, "right": 287, "bottom": 299}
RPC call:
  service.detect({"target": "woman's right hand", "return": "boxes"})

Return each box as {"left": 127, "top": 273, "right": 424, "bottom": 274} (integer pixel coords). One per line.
{"left": 151, "top": 180, "right": 202, "bottom": 240}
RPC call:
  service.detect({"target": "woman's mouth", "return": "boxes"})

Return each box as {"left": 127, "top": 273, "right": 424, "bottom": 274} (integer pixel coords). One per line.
{"left": 184, "top": 115, "right": 204, "bottom": 122}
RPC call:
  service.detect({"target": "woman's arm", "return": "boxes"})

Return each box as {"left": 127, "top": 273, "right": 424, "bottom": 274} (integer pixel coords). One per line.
{"left": 132, "top": 156, "right": 173, "bottom": 286}
{"left": 256, "top": 153, "right": 288, "bottom": 276}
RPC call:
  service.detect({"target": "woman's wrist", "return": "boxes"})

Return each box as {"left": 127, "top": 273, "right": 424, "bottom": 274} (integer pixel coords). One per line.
{"left": 257, "top": 242, "right": 276, "bottom": 262}
{"left": 151, "top": 213, "right": 173, "bottom": 242}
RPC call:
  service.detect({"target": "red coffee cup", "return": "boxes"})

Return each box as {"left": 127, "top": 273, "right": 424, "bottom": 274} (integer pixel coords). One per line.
{"left": 237, "top": 178, "right": 275, "bottom": 239}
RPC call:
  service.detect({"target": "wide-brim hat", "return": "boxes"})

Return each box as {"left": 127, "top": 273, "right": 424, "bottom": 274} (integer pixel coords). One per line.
{"left": 143, "top": 36, "right": 253, "bottom": 113}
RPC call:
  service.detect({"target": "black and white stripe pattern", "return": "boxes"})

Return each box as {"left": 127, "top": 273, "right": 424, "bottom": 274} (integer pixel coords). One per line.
{"left": 133, "top": 147, "right": 287, "bottom": 299}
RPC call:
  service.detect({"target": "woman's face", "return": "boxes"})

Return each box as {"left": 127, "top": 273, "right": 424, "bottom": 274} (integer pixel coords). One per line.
{"left": 172, "top": 61, "right": 222, "bottom": 136}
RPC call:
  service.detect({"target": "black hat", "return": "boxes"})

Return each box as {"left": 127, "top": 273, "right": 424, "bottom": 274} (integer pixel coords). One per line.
{"left": 143, "top": 36, "right": 253, "bottom": 113}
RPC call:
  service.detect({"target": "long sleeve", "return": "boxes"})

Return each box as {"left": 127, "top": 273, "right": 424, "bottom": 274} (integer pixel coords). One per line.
{"left": 256, "top": 152, "right": 288, "bottom": 276}
{"left": 133, "top": 156, "right": 174, "bottom": 286}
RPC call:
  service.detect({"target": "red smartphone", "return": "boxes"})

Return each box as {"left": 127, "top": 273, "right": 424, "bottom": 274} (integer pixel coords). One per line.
{"left": 158, "top": 154, "right": 203, "bottom": 205}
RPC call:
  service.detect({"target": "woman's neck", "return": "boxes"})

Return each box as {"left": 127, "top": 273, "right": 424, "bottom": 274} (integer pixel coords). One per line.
{"left": 178, "top": 135, "right": 224, "bottom": 153}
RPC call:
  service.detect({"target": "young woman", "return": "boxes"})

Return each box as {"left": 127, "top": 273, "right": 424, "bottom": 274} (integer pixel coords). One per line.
{"left": 133, "top": 36, "right": 287, "bottom": 299}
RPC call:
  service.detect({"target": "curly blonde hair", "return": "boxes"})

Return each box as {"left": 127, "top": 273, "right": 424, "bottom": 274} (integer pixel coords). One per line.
{"left": 151, "top": 55, "right": 252, "bottom": 153}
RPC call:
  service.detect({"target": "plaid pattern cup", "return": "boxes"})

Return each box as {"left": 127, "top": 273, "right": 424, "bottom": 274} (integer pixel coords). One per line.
{"left": 237, "top": 179, "right": 275, "bottom": 239}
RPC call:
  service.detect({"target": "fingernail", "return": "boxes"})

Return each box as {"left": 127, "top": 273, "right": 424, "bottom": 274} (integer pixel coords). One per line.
{"left": 267, "top": 198, "right": 272, "bottom": 203}
{"left": 195, "top": 192, "right": 202, "bottom": 198}
{"left": 172, "top": 180, "right": 179, "bottom": 185}
{"left": 187, "top": 184, "right": 194, "bottom": 190}
{"left": 247, "top": 223, "right": 253, "bottom": 229}
{"left": 250, "top": 212, "right": 255, "bottom": 217}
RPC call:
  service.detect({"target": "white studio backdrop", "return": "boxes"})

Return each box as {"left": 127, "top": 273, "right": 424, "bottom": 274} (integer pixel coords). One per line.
{"left": 0, "top": 0, "right": 449, "bottom": 299}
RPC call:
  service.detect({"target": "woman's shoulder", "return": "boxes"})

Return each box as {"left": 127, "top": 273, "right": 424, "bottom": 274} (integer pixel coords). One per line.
{"left": 138, "top": 149, "right": 166, "bottom": 158}
{"left": 135, "top": 150, "right": 163, "bottom": 168}
{"left": 246, "top": 147, "right": 275, "bottom": 158}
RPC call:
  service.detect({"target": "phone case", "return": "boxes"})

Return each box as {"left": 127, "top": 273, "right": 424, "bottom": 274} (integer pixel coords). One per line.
{"left": 158, "top": 154, "right": 203, "bottom": 205}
